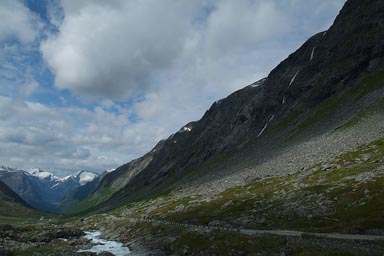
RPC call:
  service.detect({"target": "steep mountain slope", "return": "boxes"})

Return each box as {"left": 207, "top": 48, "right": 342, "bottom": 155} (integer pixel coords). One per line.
{"left": 0, "top": 166, "right": 98, "bottom": 212}
{"left": 0, "top": 180, "right": 39, "bottom": 220}
{"left": 0, "top": 180, "right": 30, "bottom": 207}
{"left": 58, "top": 169, "right": 113, "bottom": 212}
{"left": 67, "top": 0, "right": 384, "bottom": 213}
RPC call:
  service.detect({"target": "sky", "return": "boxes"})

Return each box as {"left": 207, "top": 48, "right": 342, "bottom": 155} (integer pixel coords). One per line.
{"left": 0, "top": 0, "right": 346, "bottom": 176}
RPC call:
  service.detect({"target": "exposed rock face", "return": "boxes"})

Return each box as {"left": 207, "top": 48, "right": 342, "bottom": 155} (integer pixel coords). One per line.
{"left": 69, "top": 0, "right": 384, "bottom": 212}
{"left": 0, "top": 223, "right": 93, "bottom": 255}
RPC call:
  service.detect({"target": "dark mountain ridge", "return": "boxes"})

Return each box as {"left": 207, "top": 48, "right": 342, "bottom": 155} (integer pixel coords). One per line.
{"left": 66, "top": 0, "right": 384, "bottom": 213}
{"left": 0, "top": 180, "right": 39, "bottom": 220}
{"left": 0, "top": 180, "right": 30, "bottom": 208}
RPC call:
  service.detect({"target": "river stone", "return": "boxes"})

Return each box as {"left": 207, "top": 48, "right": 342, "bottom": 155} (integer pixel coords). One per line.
{"left": 97, "top": 252, "right": 114, "bottom": 256}
{"left": 0, "top": 247, "right": 11, "bottom": 256}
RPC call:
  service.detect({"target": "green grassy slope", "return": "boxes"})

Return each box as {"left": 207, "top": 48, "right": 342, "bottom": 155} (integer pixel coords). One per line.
{"left": 0, "top": 180, "right": 42, "bottom": 224}
{"left": 149, "top": 136, "right": 384, "bottom": 233}
{"left": 80, "top": 134, "right": 384, "bottom": 254}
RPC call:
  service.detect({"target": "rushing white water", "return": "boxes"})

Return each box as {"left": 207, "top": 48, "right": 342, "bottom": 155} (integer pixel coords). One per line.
{"left": 78, "top": 230, "right": 131, "bottom": 256}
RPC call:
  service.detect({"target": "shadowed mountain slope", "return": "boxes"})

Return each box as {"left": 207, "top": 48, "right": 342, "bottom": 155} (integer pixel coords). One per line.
{"left": 0, "top": 180, "right": 40, "bottom": 221}
{"left": 65, "top": 0, "right": 384, "bottom": 214}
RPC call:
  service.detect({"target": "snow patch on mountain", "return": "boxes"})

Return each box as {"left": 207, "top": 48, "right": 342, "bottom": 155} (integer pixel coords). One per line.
{"left": 288, "top": 70, "right": 300, "bottom": 87}
{"left": 30, "top": 168, "right": 60, "bottom": 181}
{"left": 27, "top": 168, "right": 98, "bottom": 185}
{"left": 2, "top": 166, "right": 99, "bottom": 191}
{"left": 310, "top": 47, "right": 316, "bottom": 62}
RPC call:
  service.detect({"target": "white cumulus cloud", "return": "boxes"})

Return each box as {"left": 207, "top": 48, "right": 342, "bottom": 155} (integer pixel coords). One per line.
{"left": 41, "top": 0, "right": 200, "bottom": 98}
{"left": 0, "top": 95, "right": 167, "bottom": 176}
{"left": 0, "top": 0, "right": 41, "bottom": 43}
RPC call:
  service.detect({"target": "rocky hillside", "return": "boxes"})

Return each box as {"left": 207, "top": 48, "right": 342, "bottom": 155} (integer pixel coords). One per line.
{"left": 0, "top": 167, "right": 98, "bottom": 212}
{"left": 66, "top": 0, "right": 384, "bottom": 214}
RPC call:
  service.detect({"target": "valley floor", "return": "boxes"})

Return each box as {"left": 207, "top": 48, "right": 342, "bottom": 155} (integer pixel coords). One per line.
{"left": 0, "top": 222, "right": 86, "bottom": 255}
{"left": 79, "top": 216, "right": 384, "bottom": 256}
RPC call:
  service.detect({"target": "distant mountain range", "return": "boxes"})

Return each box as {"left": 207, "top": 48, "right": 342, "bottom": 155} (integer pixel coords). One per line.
{"left": 0, "top": 166, "right": 98, "bottom": 212}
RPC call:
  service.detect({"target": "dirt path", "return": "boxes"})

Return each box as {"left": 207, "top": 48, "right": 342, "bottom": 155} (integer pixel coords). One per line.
{"left": 150, "top": 219, "right": 384, "bottom": 241}
{"left": 240, "top": 228, "right": 384, "bottom": 241}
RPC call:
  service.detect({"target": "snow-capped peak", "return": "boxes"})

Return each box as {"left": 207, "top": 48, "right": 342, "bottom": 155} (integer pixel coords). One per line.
{"left": 1, "top": 165, "right": 98, "bottom": 186}
{"left": 0, "top": 166, "right": 19, "bottom": 172}
{"left": 29, "top": 168, "right": 61, "bottom": 181}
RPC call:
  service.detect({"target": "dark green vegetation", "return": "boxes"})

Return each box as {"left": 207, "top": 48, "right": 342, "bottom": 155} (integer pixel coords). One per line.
{"left": 82, "top": 211, "right": 384, "bottom": 256}
{"left": 99, "top": 219, "right": 285, "bottom": 255}
{"left": 64, "top": 184, "right": 115, "bottom": 215}
{"left": 0, "top": 180, "right": 42, "bottom": 224}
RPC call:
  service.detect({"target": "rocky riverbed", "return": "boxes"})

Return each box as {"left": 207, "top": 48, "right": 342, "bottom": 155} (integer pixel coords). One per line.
{"left": 0, "top": 223, "right": 132, "bottom": 256}
{"left": 78, "top": 230, "right": 131, "bottom": 255}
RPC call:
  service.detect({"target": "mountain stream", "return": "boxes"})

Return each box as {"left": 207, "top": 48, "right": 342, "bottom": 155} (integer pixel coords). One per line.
{"left": 78, "top": 230, "right": 131, "bottom": 255}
